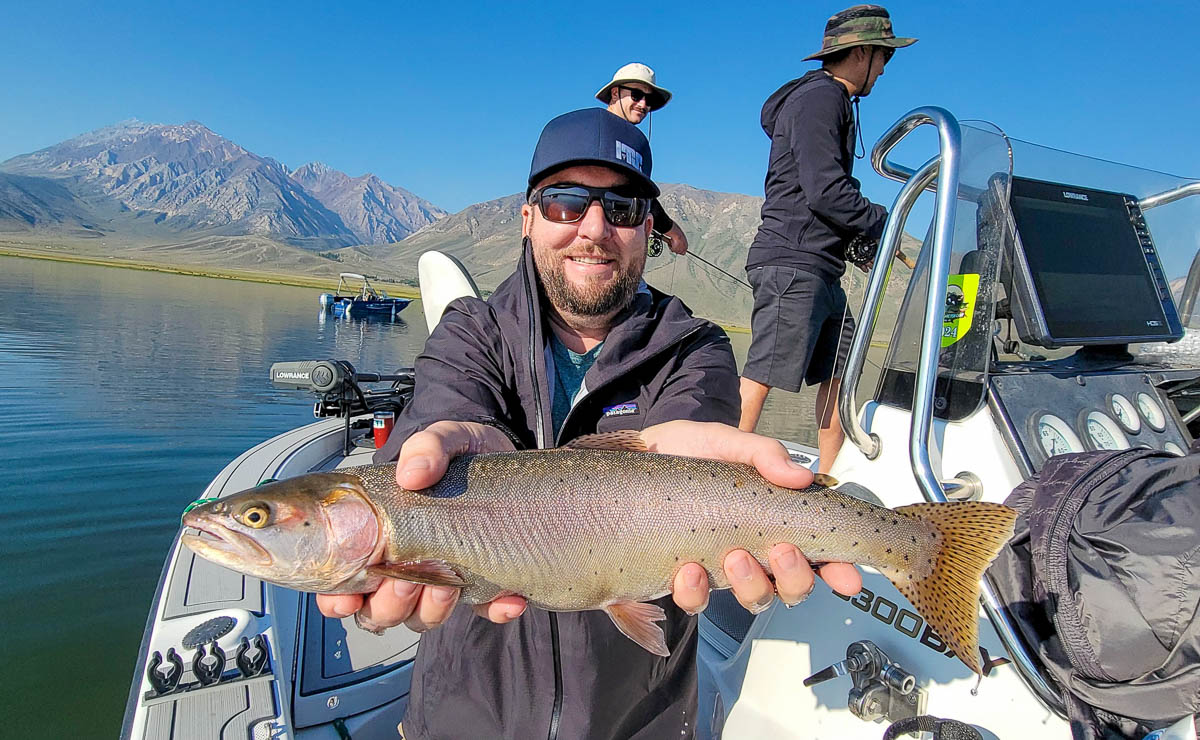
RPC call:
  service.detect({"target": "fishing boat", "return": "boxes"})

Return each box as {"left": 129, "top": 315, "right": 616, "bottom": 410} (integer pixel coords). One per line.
{"left": 319, "top": 272, "right": 412, "bottom": 319}
{"left": 122, "top": 108, "right": 1199, "bottom": 739}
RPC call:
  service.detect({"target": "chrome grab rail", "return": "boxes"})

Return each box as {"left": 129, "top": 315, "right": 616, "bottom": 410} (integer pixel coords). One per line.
{"left": 838, "top": 155, "right": 939, "bottom": 459}
{"left": 1139, "top": 181, "right": 1200, "bottom": 210}
{"left": 901, "top": 109, "right": 971, "bottom": 503}
{"left": 848, "top": 106, "right": 1067, "bottom": 716}
{"left": 1140, "top": 183, "right": 1200, "bottom": 324}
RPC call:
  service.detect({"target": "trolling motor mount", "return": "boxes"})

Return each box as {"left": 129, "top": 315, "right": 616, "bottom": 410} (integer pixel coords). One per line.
{"left": 269, "top": 360, "right": 414, "bottom": 455}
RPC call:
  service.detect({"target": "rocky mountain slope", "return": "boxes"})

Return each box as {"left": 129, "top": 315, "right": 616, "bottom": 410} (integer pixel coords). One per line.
{"left": 289, "top": 162, "right": 446, "bottom": 244}
{"left": 2, "top": 120, "right": 358, "bottom": 247}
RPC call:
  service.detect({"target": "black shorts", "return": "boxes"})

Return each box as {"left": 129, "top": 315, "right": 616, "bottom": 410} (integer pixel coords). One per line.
{"left": 742, "top": 266, "right": 854, "bottom": 393}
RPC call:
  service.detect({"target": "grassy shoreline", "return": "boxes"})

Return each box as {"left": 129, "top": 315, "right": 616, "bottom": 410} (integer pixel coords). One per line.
{"left": 0, "top": 245, "right": 423, "bottom": 299}
{"left": 0, "top": 244, "right": 754, "bottom": 332}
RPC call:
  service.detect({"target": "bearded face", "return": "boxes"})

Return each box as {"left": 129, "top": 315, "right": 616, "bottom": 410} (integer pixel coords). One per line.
{"left": 533, "top": 239, "right": 646, "bottom": 318}
{"left": 522, "top": 165, "right": 651, "bottom": 327}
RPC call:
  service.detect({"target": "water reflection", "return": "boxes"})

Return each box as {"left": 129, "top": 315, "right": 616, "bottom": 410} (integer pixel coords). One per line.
{"left": 0, "top": 256, "right": 430, "bottom": 739}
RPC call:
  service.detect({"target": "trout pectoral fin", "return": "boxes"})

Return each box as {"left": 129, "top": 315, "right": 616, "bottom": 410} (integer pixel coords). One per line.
{"left": 603, "top": 601, "right": 669, "bottom": 657}
{"left": 563, "top": 430, "right": 648, "bottom": 452}
{"left": 367, "top": 559, "right": 469, "bottom": 588}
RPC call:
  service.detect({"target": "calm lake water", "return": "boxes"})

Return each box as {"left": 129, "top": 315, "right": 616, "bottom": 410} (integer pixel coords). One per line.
{"left": 0, "top": 255, "right": 817, "bottom": 738}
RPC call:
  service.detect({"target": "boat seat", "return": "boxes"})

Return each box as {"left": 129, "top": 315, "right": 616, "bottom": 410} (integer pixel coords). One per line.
{"left": 418, "top": 251, "right": 482, "bottom": 334}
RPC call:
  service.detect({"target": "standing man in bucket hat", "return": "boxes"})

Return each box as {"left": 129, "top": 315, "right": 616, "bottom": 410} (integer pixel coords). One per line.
{"left": 596, "top": 62, "right": 690, "bottom": 255}
{"left": 739, "top": 5, "right": 916, "bottom": 475}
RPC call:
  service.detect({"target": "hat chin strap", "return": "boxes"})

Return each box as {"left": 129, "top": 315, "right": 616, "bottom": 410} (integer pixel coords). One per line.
{"left": 850, "top": 49, "right": 878, "bottom": 160}
{"left": 615, "top": 96, "right": 653, "bottom": 142}
{"left": 853, "top": 46, "right": 877, "bottom": 97}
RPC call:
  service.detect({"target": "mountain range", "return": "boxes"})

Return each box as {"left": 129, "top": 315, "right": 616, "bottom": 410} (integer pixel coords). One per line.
{"left": 0, "top": 120, "right": 444, "bottom": 248}
{"left": 0, "top": 119, "right": 915, "bottom": 326}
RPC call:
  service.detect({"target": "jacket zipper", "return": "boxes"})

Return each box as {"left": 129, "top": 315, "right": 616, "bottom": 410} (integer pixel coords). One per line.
{"left": 547, "top": 612, "right": 563, "bottom": 740}
{"left": 522, "top": 253, "right": 562, "bottom": 740}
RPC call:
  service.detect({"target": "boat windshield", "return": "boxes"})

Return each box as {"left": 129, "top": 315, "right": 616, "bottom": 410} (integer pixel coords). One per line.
{"left": 876, "top": 121, "right": 1014, "bottom": 421}
{"left": 876, "top": 123, "right": 1200, "bottom": 421}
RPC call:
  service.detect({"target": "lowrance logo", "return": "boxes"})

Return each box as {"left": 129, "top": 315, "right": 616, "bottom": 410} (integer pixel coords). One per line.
{"left": 1062, "top": 191, "right": 1089, "bottom": 201}
{"left": 276, "top": 371, "right": 309, "bottom": 379}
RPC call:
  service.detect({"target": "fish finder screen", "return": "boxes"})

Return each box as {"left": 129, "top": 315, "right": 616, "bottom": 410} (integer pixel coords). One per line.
{"left": 1008, "top": 178, "right": 1171, "bottom": 342}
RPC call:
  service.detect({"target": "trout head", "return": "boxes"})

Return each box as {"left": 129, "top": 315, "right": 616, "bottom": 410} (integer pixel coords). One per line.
{"left": 181, "top": 473, "right": 382, "bottom": 592}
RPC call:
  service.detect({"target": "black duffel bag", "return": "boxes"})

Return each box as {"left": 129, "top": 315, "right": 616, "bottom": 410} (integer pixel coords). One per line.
{"left": 990, "top": 444, "right": 1200, "bottom": 740}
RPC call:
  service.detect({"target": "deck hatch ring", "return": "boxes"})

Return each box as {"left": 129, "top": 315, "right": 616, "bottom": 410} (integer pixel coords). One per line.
{"left": 181, "top": 615, "right": 237, "bottom": 649}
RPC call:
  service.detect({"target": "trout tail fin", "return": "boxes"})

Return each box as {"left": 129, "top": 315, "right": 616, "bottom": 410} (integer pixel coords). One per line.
{"left": 883, "top": 501, "right": 1017, "bottom": 674}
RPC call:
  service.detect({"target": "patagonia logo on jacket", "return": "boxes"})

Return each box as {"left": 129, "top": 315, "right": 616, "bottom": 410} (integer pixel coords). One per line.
{"left": 603, "top": 402, "right": 639, "bottom": 418}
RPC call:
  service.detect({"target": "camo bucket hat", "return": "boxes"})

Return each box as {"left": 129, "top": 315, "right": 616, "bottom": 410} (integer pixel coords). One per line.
{"left": 803, "top": 5, "right": 917, "bottom": 61}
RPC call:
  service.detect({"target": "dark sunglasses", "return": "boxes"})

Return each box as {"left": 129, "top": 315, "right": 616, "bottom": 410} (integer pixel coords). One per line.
{"left": 618, "top": 85, "right": 663, "bottom": 109}
{"left": 531, "top": 184, "right": 650, "bottom": 228}
{"left": 875, "top": 46, "right": 895, "bottom": 64}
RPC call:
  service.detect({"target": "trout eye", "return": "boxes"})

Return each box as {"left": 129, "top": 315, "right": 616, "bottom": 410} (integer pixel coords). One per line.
{"left": 236, "top": 504, "right": 271, "bottom": 529}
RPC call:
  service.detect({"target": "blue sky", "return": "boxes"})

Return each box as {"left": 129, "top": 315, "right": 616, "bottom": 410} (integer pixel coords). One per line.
{"left": 2, "top": 1, "right": 1197, "bottom": 212}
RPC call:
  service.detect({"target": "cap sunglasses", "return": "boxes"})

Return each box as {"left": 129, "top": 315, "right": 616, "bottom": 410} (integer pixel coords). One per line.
{"left": 531, "top": 184, "right": 650, "bottom": 228}
{"left": 618, "top": 85, "right": 664, "bottom": 110}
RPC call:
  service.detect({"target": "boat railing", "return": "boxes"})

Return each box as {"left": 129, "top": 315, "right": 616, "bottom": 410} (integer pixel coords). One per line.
{"left": 1140, "top": 182, "right": 1200, "bottom": 325}
{"left": 838, "top": 106, "right": 1067, "bottom": 716}
{"left": 837, "top": 153, "right": 937, "bottom": 460}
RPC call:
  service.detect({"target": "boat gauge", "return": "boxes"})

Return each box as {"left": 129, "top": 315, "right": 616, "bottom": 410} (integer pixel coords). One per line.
{"left": 1164, "top": 441, "right": 1185, "bottom": 456}
{"left": 1034, "top": 413, "right": 1084, "bottom": 459}
{"left": 1108, "top": 394, "right": 1141, "bottom": 435}
{"left": 1135, "top": 392, "right": 1168, "bottom": 432}
{"left": 1082, "top": 411, "right": 1130, "bottom": 451}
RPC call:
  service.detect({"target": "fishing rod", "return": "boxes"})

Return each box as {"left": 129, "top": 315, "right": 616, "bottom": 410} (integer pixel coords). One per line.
{"left": 652, "top": 231, "right": 915, "bottom": 291}
{"left": 688, "top": 251, "right": 752, "bottom": 289}
{"left": 650, "top": 232, "right": 751, "bottom": 290}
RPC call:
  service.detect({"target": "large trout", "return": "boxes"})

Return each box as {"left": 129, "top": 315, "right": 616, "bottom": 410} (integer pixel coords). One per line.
{"left": 182, "top": 436, "right": 1016, "bottom": 673}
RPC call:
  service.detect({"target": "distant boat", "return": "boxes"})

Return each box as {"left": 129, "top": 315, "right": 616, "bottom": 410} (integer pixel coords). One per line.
{"left": 319, "top": 272, "right": 411, "bottom": 319}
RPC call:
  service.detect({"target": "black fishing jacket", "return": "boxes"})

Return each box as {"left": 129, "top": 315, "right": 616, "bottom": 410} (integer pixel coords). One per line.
{"left": 375, "top": 243, "right": 741, "bottom": 740}
{"left": 747, "top": 70, "right": 888, "bottom": 283}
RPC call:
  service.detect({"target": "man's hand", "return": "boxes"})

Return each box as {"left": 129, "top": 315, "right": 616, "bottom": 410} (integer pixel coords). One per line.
{"left": 665, "top": 224, "right": 689, "bottom": 255}
{"left": 640, "top": 420, "right": 862, "bottom": 614}
{"left": 315, "top": 420, "right": 526, "bottom": 631}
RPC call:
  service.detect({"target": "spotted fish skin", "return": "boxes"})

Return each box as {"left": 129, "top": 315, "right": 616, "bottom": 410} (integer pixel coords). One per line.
{"left": 364, "top": 451, "right": 935, "bottom": 605}
{"left": 183, "top": 448, "right": 1016, "bottom": 673}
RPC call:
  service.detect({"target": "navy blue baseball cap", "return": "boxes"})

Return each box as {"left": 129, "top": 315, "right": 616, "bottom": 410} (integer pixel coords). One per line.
{"left": 527, "top": 108, "right": 658, "bottom": 198}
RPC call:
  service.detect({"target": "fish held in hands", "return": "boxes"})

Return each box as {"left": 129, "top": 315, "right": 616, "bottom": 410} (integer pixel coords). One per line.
{"left": 180, "top": 433, "right": 1016, "bottom": 673}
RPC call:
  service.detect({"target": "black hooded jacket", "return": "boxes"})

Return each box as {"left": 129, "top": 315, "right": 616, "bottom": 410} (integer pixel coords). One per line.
{"left": 747, "top": 69, "right": 888, "bottom": 282}
{"left": 375, "top": 244, "right": 740, "bottom": 739}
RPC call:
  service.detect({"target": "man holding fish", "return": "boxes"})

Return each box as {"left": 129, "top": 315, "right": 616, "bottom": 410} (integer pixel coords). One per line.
{"left": 318, "top": 108, "right": 861, "bottom": 738}
{"left": 182, "top": 103, "right": 1013, "bottom": 738}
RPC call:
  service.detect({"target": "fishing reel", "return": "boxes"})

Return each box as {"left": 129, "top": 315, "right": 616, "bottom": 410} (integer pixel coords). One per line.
{"left": 648, "top": 230, "right": 668, "bottom": 257}
{"left": 846, "top": 234, "right": 917, "bottom": 271}
{"left": 845, "top": 234, "right": 879, "bottom": 269}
